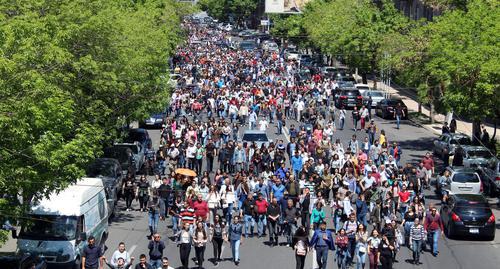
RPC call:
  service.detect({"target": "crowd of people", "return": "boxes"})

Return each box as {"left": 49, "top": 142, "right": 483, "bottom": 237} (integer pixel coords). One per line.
{"left": 92, "top": 18, "right": 448, "bottom": 269}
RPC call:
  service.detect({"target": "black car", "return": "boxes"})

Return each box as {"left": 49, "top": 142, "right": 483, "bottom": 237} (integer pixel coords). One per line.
{"left": 140, "top": 112, "right": 166, "bottom": 129}
{"left": 125, "top": 128, "right": 152, "bottom": 149}
{"left": 334, "top": 88, "right": 362, "bottom": 109}
{"left": 0, "top": 254, "right": 47, "bottom": 269}
{"left": 87, "top": 158, "right": 125, "bottom": 218}
{"left": 476, "top": 164, "right": 500, "bottom": 197}
{"left": 375, "top": 99, "right": 409, "bottom": 119}
{"left": 440, "top": 194, "right": 495, "bottom": 240}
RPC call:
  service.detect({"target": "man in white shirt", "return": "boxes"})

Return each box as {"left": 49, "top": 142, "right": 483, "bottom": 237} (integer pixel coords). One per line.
{"left": 258, "top": 118, "right": 268, "bottom": 131}
{"left": 110, "top": 242, "right": 131, "bottom": 267}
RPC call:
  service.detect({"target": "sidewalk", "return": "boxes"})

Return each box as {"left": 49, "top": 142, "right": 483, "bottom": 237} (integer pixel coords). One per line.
{"left": 368, "top": 80, "right": 498, "bottom": 141}
{"left": 0, "top": 233, "right": 17, "bottom": 254}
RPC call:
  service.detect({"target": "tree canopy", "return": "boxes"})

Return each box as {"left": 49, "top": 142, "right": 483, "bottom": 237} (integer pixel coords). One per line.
{"left": 0, "top": 0, "right": 189, "bottom": 237}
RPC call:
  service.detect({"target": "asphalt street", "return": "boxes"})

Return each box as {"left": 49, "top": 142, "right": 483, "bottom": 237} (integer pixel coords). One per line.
{"left": 102, "top": 114, "right": 500, "bottom": 269}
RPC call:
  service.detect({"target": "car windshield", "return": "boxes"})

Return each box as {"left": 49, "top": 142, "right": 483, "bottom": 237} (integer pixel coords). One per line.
{"left": 87, "top": 161, "right": 115, "bottom": 177}
{"left": 19, "top": 215, "right": 78, "bottom": 241}
{"left": 367, "top": 92, "right": 384, "bottom": 97}
{"left": 386, "top": 100, "right": 402, "bottom": 106}
{"left": 468, "top": 149, "right": 493, "bottom": 158}
{"left": 125, "top": 131, "right": 146, "bottom": 143}
{"left": 240, "top": 42, "right": 256, "bottom": 50}
{"left": 449, "top": 137, "right": 471, "bottom": 145}
{"left": 454, "top": 204, "right": 491, "bottom": 215}
{"left": 344, "top": 90, "right": 360, "bottom": 96}
{"left": 452, "top": 173, "right": 480, "bottom": 183}
{"left": 242, "top": 133, "right": 269, "bottom": 142}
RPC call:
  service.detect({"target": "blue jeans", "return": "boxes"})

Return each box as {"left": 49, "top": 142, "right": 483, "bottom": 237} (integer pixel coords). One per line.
{"left": 148, "top": 212, "right": 159, "bottom": 234}
{"left": 150, "top": 259, "right": 161, "bottom": 268}
{"left": 412, "top": 239, "right": 423, "bottom": 262}
{"left": 231, "top": 239, "right": 240, "bottom": 261}
{"left": 277, "top": 120, "right": 283, "bottom": 134}
{"left": 340, "top": 118, "right": 345, "bottom": 130}
{"left": 244, "top": 214, "right": 255, "bottom": 236}
{"left": 357, "top": 213, "right": 368, "bottom": 228}
{"left": 333, "top": 213, "right": 342, "bottom": 232}
{"left": 172, "top": 215, "right": 180, "bottom": 235}
{"left": 428, "top": 229, "right": 440, "bottom": 255}
{"left": 336, "top": 248, "right": 348, "bottom": 269}
{"left": 396, "top": 115, "right": 401, "bottom": 129}
{"left": 257, "top": 214, "right": 267, "bottom": 236}
{"left": 315, "top": 246, "right": 329, "bottom": 269}
{"left": 355, "top": 243, "right": 367, "bottom": 269}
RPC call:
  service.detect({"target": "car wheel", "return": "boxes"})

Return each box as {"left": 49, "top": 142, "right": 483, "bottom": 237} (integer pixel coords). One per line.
{"left": 72, "top": 258, "right": 81, "bottom": 269}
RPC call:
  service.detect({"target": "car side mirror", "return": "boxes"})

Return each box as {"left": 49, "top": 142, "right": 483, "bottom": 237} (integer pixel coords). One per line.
{"left": 80, "top": 232, "right": 87, "bottom": 241}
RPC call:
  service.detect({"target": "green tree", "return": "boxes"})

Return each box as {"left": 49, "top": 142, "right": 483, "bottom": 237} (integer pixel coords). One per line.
{"left": 303, "top": 0, "right": 411, "bottom": 84}
{"left": 0, "top": 0, "right": 189, "bottom": 245}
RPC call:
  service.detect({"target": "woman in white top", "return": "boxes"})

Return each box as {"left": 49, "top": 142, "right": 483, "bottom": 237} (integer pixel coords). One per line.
{"left": 206, "top": 185, "right": 221, "bottom": 225}
{"left": 292, "top": 226, "right": 309, "bottom": 269}
{"left": 220, "top": 178, "right": 236, "bottom": 224}
{"left": 151, "top": 174, "right": 162, "bottom": 190}
{"left": 193, "top": 221, "right": 208, "bottom": 269}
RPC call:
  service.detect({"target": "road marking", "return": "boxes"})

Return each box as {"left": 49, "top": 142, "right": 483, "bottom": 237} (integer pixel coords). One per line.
{"left": 492, "top": 242, "right": 498, "bottom": 248}
{"left": 283, "top": 126, "right": 290, "bottom": 142}
{"left": 129, "top": 245, "right": 137, "bottom": 256}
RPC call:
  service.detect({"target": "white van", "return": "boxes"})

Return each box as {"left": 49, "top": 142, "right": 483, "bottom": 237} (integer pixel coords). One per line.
{"left": 17, "top": 178, "right": 109, "bottom": 268}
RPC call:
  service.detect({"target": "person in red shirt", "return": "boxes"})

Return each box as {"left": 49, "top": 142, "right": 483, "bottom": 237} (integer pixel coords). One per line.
{"left": 192, "top": 194, "right": 209, "bottom": 221}
{"left": 398, "top": 185, "right": 411, "bottom": 215}
{"left": 254, "top": 193, "right": 269, "bottom": 237}
{"left": 421, "top": 152, "right": 435, "bottom": 181}
{"left": 424, "top": 206, "right": 444, "bottom": 257}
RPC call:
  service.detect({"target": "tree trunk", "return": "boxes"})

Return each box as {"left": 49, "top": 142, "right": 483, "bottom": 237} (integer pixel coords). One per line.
{"left": 429, "top": 103, "right": 434, "bottom": 124}
{"left": 362, "top": 73, "right": 368, "bottom": 84}
{"left": 472, "top": 119, "right": 482, "bottom": 145}
{"left": 418, "top": 102, "right": 422, "bottom": 114}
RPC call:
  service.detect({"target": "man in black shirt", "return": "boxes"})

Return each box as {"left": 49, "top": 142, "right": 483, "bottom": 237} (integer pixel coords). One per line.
{"left": 241, "top": 193, "right": 256, "bottom": 237}
{"left": 267, "top": 197, "right": 281, "bottom": 246}
{"left": 205, "top": 139, "right": 216, "bottom": 173}
{"left": 82, "top": 236, "right": 103, "bottom": 269}
{"left": 157, "top": 178, "right": 172, "bottom": 217}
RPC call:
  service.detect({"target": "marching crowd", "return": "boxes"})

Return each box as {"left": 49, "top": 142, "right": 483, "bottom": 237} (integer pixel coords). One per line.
{"left": 89, "top": 18, "right": 447, "bottom": 269}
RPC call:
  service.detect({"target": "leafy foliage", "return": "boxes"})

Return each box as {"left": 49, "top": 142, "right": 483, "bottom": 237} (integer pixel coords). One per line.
{"left": 0, "top": 0, "right": 188, "bottom": 243}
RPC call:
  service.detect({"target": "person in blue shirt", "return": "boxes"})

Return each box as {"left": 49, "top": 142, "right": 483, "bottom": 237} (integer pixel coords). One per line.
{"left": 291, "top": 151, "right": 303, "bottom": 179}
{"left": 274, "top": 163, "right": 288, "bottom": 180}
{"left": 310, "top": 221, "right": 335, "bottom": 269}
{"left": 271, "top": 179, "right": 286, "bottom": 203}
{"left": 228, "top": 215, "right": 244, "bottom": 266}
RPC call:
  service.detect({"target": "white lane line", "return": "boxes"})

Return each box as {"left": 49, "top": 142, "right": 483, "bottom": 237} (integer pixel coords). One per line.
{"left": 310, "top": 229, "right": 317, "bottom": 269}
{"left": 283, "top": 126, "right": 290, "bottom": 142}
{"left": 129, "top": 245, "right": 137, "bottom": 256}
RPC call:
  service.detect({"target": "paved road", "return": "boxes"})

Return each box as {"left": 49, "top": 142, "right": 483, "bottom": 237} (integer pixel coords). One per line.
{"left": 101, "top": 114, "right": 500, "bottom": 269}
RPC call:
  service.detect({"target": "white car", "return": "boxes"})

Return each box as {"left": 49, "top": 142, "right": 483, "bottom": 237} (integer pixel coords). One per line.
{"left": 285, "top": 50, "right": 300, "bottom": 61}
{"left": 355, "top": 83, "right": 371, "bottom": 94}
{"left": 440, "top": 167, "right": 482, "bottom": 195}
{"left": 361, "top": 90, "right": 385, "bottom": 107}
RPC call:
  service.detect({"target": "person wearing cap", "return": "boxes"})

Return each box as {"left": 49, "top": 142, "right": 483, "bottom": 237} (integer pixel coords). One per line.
{"left": 310, "top": 221, "right": 335, "bottom": 269}
{"left": 409, "top": 217, "right": 426, "bottom": 265}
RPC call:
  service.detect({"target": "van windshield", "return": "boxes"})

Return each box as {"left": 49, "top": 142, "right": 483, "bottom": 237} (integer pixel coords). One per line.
{"left": 19, "top": 215, "right": 78, "bottom": 241}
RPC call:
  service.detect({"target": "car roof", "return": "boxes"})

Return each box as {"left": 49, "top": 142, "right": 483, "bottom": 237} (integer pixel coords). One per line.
{"left": 461, "top": 145, "right": 489, "bottom": 151}
{"left": 243, "top": 130, "right": 267, "bottom": 135}
{"left": 451, "top": 194, "right": 489, "bottom": 206}
{"left": 129, "top": 128, "right": 148, "bottom": 134}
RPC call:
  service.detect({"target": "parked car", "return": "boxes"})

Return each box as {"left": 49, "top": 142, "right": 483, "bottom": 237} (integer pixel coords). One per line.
{"left": 334, "top": 88, "right": 362, "bottom": 109}
{"left": 433, "top": 133, "right": 472, "bottom": 159}
{"left": 336, "top": 75, "right": 357, "bottom": 88}
{"left": 17, "top": 178, "right": 109, "bottom": 268}
{"left": 458, "top": 145, "right": 497, "bottom": 168}
{"left": 355, "top": 83, "right": 371, "bottom": 94}
{"left": 125, "top": 128, "right": 152, "bottom": 149}
{"left": 361, "top": 90, "right": 385, "bottom": 108}
{"left": 437, "top": 166, "right": 482, "bottom": 196}
{"left": 104, "top": 142, "right": 145, "bottom": 173}
{"left": 375, "top": 99, "right": 408, "bottom": 119}
{"left": 140, "top": 112, "right": 167, "bottom": 129}
{"left": 285, "top": 50, "right": 300, "bottom": 61}
{"left": 239, "top": 40, "right": 258, "bottom": 51}
{"left": 440, "top": 194, "right": 495, "bottom": 240}
{"left": 476, "top": 163, "right": 500, "bottom": 196}
{"left": 261, "top": 40, "right": 279, "bottom": 52}
{"left": 241, "top": 130, "right": 272, "bottom": 148}
{"left": 87, "top": 158, "right": 125, "bottom": 218}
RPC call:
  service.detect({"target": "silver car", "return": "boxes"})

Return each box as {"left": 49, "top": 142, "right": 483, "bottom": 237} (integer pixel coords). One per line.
{"left": 241, "top": 130, "right": 272, "bottom": 148}
{"left": 460, "top": 145, "right": 497, "bottom": 168}
{"left": 433, "top": 133, "right": 472, "bottom": 159}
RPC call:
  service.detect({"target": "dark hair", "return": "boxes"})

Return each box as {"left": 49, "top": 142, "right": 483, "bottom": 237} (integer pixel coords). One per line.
{"left": 292, "top": 226, "right": 309, "bottom": 248}
{"left": 140, "top": 254, "right": 147, "bottom": 259}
